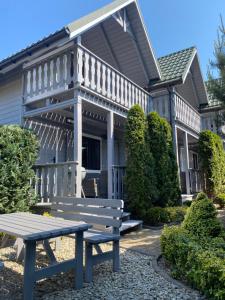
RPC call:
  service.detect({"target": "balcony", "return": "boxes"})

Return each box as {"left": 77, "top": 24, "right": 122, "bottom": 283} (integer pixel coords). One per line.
{"left": 23, "top": 44, "right": 150, "bottom": 113}
{"left": 174, "top": 93, "right": 201, "bottom": 133}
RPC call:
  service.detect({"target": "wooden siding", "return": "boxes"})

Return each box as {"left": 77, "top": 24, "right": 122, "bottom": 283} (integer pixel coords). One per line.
{"left": 0, "top": 76, "right": 22, "bottom": 125}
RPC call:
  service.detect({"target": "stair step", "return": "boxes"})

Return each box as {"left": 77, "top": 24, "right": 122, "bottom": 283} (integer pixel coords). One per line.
{"left": 120, "top": 220, "right": 143, "bottom": 233}
{"left": 122, "top": 212, "right": 131, "bottom": 221}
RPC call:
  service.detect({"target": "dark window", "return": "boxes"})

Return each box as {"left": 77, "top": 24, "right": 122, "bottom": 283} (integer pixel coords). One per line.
{"left": 82, "top": 136, "right": 101, "bottom": 170}
{"left": 193, "top": 153, "right": 198, "bottom": 170}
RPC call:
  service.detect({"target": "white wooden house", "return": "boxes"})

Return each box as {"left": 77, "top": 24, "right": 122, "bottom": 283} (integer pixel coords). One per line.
{"left": 0, "top": 0, "right": 222, "bottom": 201}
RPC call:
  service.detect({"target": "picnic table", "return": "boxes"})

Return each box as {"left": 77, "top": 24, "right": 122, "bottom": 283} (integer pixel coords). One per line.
{"left": 0, "top": 212, "right": 91, "bottom": 300}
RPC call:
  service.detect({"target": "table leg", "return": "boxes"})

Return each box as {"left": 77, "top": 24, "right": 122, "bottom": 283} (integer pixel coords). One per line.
{"left": 75, "top": 231, "right": 83, "bottom": 289}
{"left": 23, "top": 240, "right": 36, "bottom": 300}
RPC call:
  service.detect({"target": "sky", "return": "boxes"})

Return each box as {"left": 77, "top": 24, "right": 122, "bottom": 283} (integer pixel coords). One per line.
{"left": 0, "top": 0, "right": 224, "bottom": 79}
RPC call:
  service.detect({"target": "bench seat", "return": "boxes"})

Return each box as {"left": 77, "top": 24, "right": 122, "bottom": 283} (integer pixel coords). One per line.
{"left": 84, "top": 230, "right": 120, "bottom": 244}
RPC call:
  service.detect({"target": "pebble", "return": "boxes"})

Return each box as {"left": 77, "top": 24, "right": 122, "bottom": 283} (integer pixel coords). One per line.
{"left": 0, "top": 237, "right": 204, "bottom": 300}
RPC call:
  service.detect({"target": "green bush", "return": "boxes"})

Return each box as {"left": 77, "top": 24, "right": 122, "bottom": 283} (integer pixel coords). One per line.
{"left": 161, "top": 225, "right": 225, "bottom": 299}
{"left": 198, "top": 130, "right": 225, "bottom": 197}
{"left": 146, "top": 112, "right": 181, "bottom": 207}
{"left": 125, "top": 105, "right": 155, "bottom": 217}
{"left": 182, "top": 194, "right": 223, "bottom": 239}
{"left": 0, "top": 125, "right": 39, "bottom": 213}
{"left": 214, "top": 193, "right": 225, "bottom": 209}
{"left": 195, "top": 191, "right": 208, "bottom": 201}
{"left": 144, "top": 206, "right": 187, "bottom": 225}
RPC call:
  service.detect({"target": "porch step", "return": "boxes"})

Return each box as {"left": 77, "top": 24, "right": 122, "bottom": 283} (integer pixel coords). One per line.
{"left": 120, "top": 220, "right": 143, "bottom": 234}
{"left": 182, "top": 194, "right": 194, "bottom": 202}
{"left": 122, "top": 212, "right": 131, "bottom": 222}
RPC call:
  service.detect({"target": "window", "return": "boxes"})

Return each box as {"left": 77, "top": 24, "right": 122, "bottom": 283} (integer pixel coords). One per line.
{"left": 82, "top": 136, "right": 101, "bottom": 171}
{"left": 193, "top": 153, "right": 198, "bottom": 170}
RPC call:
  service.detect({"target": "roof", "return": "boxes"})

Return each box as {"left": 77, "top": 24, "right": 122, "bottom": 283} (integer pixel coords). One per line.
{"left": 0, "top": 0, "right": 161, "bottom": 82}
{"left": 155, "top": 46, "right": 197, "bottom": 85}
{"left": 0, "top": 28, "right": 68, "bottom": 71}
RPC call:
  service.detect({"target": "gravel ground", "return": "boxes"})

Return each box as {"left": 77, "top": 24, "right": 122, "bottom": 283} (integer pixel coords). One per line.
{"left": 0, "top": 236, "right": 203, "bottom": 300}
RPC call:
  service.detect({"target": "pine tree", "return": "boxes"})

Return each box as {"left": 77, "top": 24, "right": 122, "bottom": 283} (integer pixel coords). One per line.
{"left": 207, "top": 16, "right": 225, "bottom": 127}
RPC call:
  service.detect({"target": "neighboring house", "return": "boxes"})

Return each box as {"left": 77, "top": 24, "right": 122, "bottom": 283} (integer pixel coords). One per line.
{"left": 0, "top": 0, "right": 223, "bottom": 202}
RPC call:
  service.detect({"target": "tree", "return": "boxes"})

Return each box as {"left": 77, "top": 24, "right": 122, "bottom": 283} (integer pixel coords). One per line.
{"left": 146, "top": 112, "right": 181, "bottom": 207}
{"left": 207, "top": 16, "right": 225, "bottom": 129}
{"left": 125, "top": 105, "right": 155, "bottom": 217}
{"left": 0, "top": 125, "right": 39, "bottom": 213}
{"left": 198, "top": 130, "right": 225, "bottom": 197}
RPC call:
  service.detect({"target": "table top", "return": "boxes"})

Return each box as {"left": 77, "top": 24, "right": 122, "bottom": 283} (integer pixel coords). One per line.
{"left": 0, "top": 212, "right": 91, "bottom": 241}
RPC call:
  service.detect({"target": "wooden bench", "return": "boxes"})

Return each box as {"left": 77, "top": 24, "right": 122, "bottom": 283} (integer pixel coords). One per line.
{"left": 51, "top": 197, "right": 124, "bottom": 282}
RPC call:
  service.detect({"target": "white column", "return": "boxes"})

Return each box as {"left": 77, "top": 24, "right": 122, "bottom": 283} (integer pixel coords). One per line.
{"left": 74, "top": 96, "right": 82, "bottom": 197}
{"left": 107, "top": 111, "right": 114, "bottom": 199}
{"left": 183, "top": 131, "right": 190, "bottom": 194}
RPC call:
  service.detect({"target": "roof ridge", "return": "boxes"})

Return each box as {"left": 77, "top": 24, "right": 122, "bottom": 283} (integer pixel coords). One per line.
{"left": 158, "top": 46, "right": 196, "bottom": 60}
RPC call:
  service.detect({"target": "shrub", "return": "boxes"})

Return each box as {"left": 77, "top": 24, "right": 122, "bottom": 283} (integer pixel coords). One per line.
{"left": 195, "top": 191, "right": 208, "bottom": 201}
{"left": 214, "top": 193, "right": 225, "bottom": 209}
{"left": 161, "top": 225, "right": 225, "bottom": 299}
{"left": 144, "top": 206, "right": 187, "bottom": 225}
{"left": 125, "top": 105, "right": 155, "bottom": 217}
{"left": 146, "top": 112, "right": 181, "bottom": 207}
{"left": 182, "top": 194, "right": 223, "bottom": 239}
{"left": 0, "top": 125, "right": 39, "bottom": 213}
{"left": 198, "top": 130, "right": 225, "bottom": 197}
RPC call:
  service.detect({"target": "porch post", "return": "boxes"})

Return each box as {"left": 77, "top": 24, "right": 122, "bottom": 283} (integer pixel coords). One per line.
{"left": 74, "top": 96, "right": 82, "bottom": 197}
{"left": 107, "top": 111, "right": 114, "bottom": 199}
{"left": 183, "top": 131, "right": 191, "bottom": 194}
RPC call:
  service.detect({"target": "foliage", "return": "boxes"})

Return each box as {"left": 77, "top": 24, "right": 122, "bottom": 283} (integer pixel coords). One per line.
{"left": 144, "top": 206, "right": 187, "bottom": 226}
{"left": 0, "top": 125, "right": 39, "bottom": 213}
{"left": 182, "top": 193, "right": 224, "bottom": 239}
{"left": 125, "top": 105, "right": 155, "bottom": 217}
{"left": 207, "top": 17, "right": 225, "bottom": 118}
{"left": 195, "top": 191, "right": 208, "bottom": 201}
{"left": 198, "top": 130, "right": 225, "bottom": 197}
{"left": 161, "top": 225, "right": 225, "bottom": 299}
{"left": 214, "top": 193, "right": 225, "bottom": 209}
{"left": 146, "top": 112, "right": 181, "bottom": 207}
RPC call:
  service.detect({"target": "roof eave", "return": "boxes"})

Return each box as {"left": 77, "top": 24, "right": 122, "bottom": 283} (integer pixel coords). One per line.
{"left": 0, "top": 28, "right": 68, "bottom": 71}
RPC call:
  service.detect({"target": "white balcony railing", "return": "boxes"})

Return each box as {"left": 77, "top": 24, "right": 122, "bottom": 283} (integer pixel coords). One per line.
{"left": 33, "top": 161, "right": 78, "bottom": 203}
{"left": 23, "top": 44, "right": 150, "bottom": 112}
{"left": 174, "top": 93, "right": 201, "bottom": 133}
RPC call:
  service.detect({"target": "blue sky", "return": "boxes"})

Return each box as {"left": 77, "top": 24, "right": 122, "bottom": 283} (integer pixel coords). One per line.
{"left": 0, "top": 0, "right": 224, "bottom": 79}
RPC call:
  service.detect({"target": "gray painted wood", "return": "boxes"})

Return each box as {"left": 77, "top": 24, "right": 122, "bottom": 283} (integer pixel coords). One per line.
{"left": 0, "top": 212, "right": 90, "bottom": 299}
{"left": 52, "top": 196, "right": 123, "bottom": 283}
{"left": 0, "top": 76, "right": 22, "bottom": 125}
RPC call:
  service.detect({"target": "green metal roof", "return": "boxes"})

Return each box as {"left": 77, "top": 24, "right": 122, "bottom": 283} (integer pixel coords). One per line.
{"left": 150, "top": 46, "right": 197, "bottom": 86}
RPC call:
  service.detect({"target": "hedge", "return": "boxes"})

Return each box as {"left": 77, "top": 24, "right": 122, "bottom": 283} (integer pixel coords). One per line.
{"left": 161, "top": 226, "right": 225, "bottom": 299}
{"left": 161, "top": 193, "right": 225, "bottom": 299}
{"left": 198, "top": 130, "right": 225, "bottom": 197}
{"left": 144, "top": 206, "right": 187, "bottom": 226}
{"left": 0, "top": 125, "right": 39, "bottom": 213}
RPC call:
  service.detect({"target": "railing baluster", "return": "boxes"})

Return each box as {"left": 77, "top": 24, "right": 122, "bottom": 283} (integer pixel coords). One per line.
{"left": 96, "top": 60, "right": 101, "bottom": 93}
{"left": 116, "top": 74, "right": 120, "bottom": 103}
{"left": 84, "top": 52, "right": 90, "bottom": 87}
{"left": 111, "top": 71, "right": 116, "bottom": 100}
{"left": 107, "top": 67, "right": 111, "bottom": 98}
{"left": 120, "top": 77, "right": 124, "bottom": 105}
{"left": 90, "top": 56, "right": 96, "bottom": 90}
{"left": 102, "top": 64, "right": 106, "bottom": 96}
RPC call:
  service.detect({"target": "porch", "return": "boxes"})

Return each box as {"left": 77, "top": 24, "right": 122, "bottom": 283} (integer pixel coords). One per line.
{"left": 22, "top": 37, "right": 203, "bottom": 202}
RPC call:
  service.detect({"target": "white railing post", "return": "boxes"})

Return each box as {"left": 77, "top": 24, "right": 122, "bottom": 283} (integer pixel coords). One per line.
{"left": 74, "top": 95, "right": 82, "bottom": 197}
{"left": 107, "top": 111, "right": 114, "bottom": 199}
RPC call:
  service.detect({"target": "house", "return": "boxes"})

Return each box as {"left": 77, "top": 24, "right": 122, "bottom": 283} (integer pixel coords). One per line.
{"left": 0, "top": 0, "right": 223, "bottom": 203}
